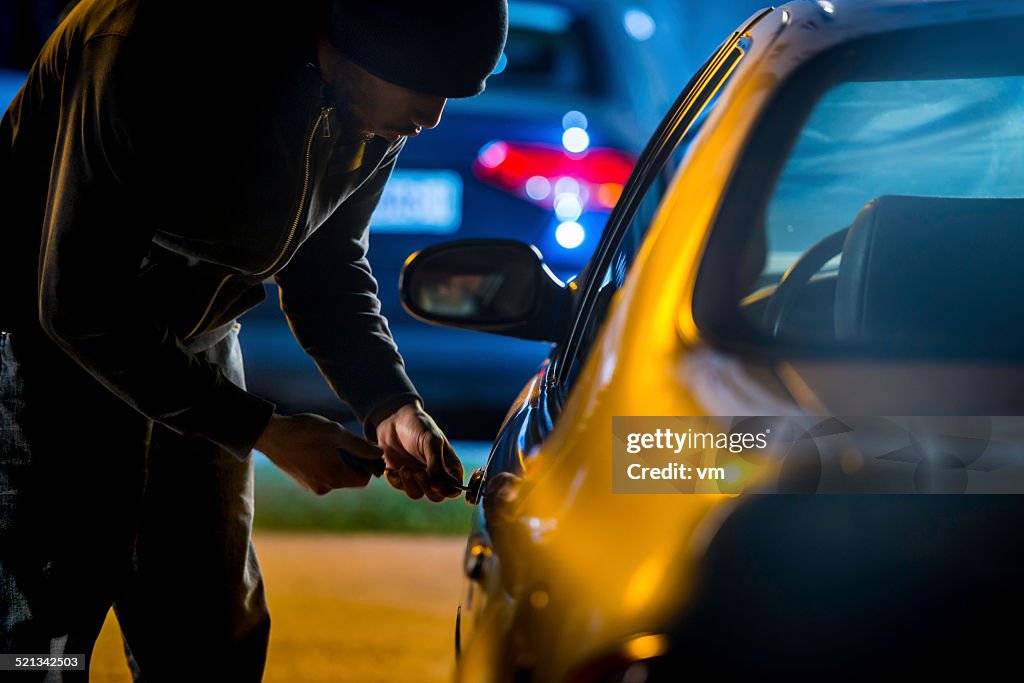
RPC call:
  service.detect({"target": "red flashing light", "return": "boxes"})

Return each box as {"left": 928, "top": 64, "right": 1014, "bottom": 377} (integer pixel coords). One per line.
{"left": 473, "top": 141, "right": 635, "bottom": 212}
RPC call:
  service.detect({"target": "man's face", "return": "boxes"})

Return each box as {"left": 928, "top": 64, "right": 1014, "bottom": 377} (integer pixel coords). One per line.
{"left": 318, "top": 38, "right": 448, "bottom": 143}
{"left": 343, "top": 71, "right": 448, "bottom": 143}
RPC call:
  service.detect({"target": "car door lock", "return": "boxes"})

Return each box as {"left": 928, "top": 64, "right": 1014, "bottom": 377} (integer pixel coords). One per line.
{"left": 458, "top": 468, "right": 486, "bottom": 504}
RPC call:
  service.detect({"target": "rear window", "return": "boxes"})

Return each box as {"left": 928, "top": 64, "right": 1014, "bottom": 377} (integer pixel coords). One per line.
{"left": 487, "top": 2, "right": 602, "bottom": 95}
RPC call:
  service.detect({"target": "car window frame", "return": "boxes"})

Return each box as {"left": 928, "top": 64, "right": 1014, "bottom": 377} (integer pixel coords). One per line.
{"left": 546, "top": 18, "right": 764, "bottom": 395}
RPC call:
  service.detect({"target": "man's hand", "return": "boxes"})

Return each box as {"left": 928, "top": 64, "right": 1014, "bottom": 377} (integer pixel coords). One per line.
{"left": 256, "top": 413, "right": 384, "bottom": 495}
{"left": 375, "top": 401, "right": 464, "bottom": 502}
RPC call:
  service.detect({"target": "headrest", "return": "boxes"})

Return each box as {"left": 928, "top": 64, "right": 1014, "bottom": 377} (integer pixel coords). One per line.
{"left": 835, "top": 195, "right": 1024, "bottom": 354}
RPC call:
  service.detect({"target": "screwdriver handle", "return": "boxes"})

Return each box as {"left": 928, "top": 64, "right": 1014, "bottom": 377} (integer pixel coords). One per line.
{"left": 338, "top": 449, "right": 386, "bottom": 478}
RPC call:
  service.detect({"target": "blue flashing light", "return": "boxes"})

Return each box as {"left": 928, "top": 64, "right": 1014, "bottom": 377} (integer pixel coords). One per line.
{"left": 623, "top": 9, "right": 656, "bottom": 42}
{"left": 556, "top": 221, "right": 586, "bottom": 249}
{"left": 562, "top": 127, "right": 590, "bottom": 153}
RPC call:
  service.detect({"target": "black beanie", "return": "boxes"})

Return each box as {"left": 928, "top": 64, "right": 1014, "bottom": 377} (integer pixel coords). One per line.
{"left": 328, "top": 1, "right": 509, "bottom": 98}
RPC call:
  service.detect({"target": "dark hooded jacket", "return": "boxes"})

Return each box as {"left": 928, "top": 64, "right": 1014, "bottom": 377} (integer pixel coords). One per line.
{"left": 0, "top": 0, "right": 420, "bottom": 457}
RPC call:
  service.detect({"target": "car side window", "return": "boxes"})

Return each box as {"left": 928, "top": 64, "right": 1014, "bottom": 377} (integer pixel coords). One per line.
{"left": 554, "top": 37, "right": 749, "bottom": 392}
{"left": 572, "top": 175, "right": 666, "bottom": 372}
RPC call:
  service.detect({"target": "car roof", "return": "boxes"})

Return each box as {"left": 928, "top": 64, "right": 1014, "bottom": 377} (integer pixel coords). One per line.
{"left": 777, "top": 0, "right": 1024, "bottom": 43}
{"left": 728, "top": 0, "right": 1024, "bottom": 91}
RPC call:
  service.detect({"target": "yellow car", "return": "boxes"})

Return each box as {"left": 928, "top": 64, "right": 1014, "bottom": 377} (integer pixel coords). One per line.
{"left": 402, "top": 1, "right": 1024, "bottom": 679}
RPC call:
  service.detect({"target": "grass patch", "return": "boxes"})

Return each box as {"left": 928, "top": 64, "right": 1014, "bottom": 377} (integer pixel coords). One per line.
{"left": 252, "top": 446, "right": 488, "bottom": 535}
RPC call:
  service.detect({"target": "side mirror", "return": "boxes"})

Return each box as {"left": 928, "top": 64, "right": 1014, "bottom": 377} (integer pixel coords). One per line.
{"left": 400, "top": 239, "right": 572, "bottom": 342}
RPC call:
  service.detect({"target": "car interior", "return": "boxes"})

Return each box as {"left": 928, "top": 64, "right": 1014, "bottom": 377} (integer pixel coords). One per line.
{"left": 740, "top": 194, "right": 1024, "bottom": 356}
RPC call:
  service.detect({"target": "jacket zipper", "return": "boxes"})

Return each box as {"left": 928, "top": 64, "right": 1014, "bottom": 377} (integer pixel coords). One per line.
{"left": 184, "top": 106, "right": 333, "bottom": 340}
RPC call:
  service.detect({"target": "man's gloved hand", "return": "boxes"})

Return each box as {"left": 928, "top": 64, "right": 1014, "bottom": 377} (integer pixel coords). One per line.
{"left": 375, "top": 400, "right": 464, "bottom": 502}
{"left": 256, "top": 413, "right": 385, "bottom": 495}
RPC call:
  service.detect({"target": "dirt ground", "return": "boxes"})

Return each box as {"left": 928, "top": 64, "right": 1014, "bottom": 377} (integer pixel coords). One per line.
{"left": 89, "top": 533, "right": 466, "bottom": 682}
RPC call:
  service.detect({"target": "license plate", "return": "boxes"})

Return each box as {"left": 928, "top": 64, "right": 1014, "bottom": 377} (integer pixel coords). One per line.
{"left": 370, "top": 169, "right": 463, "bottom": 233}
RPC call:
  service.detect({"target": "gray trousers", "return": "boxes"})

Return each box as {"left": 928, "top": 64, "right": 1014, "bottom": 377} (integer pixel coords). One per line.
{"left": 0, "top": 326, "right": 270, "bottom": 681}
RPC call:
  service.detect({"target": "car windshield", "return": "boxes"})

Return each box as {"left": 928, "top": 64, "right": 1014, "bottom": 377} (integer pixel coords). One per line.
{"left": 695, "top": 17, "right": 1024, "bottom": 358}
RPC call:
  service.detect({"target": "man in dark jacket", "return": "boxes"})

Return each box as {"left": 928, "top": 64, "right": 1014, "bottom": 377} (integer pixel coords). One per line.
{"left": 0, "top": 0, "right": 508, "bottom": 679}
